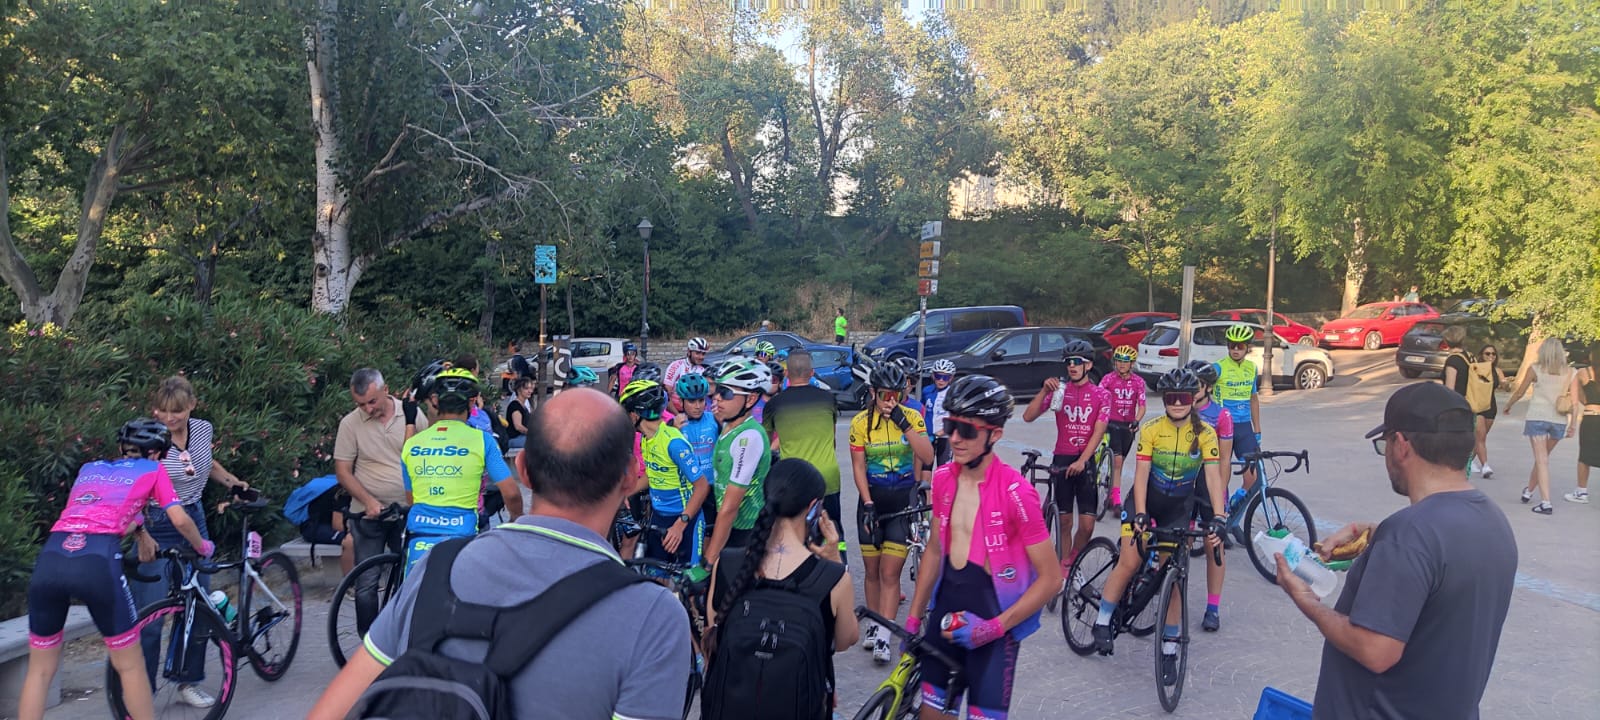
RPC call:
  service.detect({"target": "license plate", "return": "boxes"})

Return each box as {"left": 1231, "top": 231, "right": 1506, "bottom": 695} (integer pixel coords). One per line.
{"left": 1325, "top": 334, "right": 1339, "bottom": 341}
{"left": 1137, "top": 362, "right": 1154, "bottom": 371}
{"left": 1405, "top": 355, "right": 1425, "bottom": 363}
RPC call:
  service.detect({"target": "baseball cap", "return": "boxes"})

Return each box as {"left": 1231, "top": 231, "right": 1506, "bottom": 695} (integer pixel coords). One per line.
{"left": 1364, "top": 382, "right": 1476, "bottom": 440}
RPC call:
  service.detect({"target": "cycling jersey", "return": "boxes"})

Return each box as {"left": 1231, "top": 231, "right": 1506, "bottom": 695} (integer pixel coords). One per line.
{"left": 1213, "top": 358, "right": 1259, "bottom": 424}
{"left": 713, "top": 417, "right": 770, "bottom": 531}
{"left": 849, "top": 406, "right": 928, "bottom": 490}
{"left": 1195, "top": 400, "right": 1234, "bottom": 440}
{"left": 466, "top": 405, "right": 492, "bottom": 434}
{"left": 401, "top": 420, "right": 513, "bottom": 538}
{"left": 1052, "top": 381, "right": 1113, "bottom": 456}
{"left": 641, "top": 424, "right": 705, "bottom": 516}
{"left": 1136, "top": 415, "right": 1220, "bottom": 498}
{"left": 678, "top": 412, "right": 719, "bottom": 475}
{"left": 921, "top": 384, "right": 951, "bottom": 435}
{"left": 929, "top": 459, "right": 1050, "bottom": 641}
{"left": 51, "top": 459, "right": 179, "bottom": 536}
{"left": 762, "top": 385, "right": 841, "bottom": 494}
{"left": 662, "top": 358, "right": 705, "bottom": 404}
{"left": 1099, "top": 372, "right": 1147, "bottom": 423}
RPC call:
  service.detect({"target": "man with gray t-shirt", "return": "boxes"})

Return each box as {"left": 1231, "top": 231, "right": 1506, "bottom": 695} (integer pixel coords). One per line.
{"left": 1275, "top": 383, "right": 1517, "bottom": 719}
{"left": 311, "top": 388, "right": 689, "bottom": 720}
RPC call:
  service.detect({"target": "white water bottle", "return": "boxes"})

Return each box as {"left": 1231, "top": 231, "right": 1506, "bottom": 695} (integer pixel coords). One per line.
{"left": 209, "top": 590, "right": 238, "bottom": 624}
{"left": 1254, "top": 531, "right": 1337, "bottom": 600}
{"left": 246, "top": 531, "right": 262, "bottom": 560}
{"left": 1048, "top": 380, "right": 1066, "bottom": 412}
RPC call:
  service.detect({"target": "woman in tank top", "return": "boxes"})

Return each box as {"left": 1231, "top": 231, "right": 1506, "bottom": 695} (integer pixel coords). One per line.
{"left": 1505, "top": 338, "right": 1580, "bottom": 515}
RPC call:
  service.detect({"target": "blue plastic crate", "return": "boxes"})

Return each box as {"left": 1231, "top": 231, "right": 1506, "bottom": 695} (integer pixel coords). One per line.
{"left": 1253, "top": 687, "right": 1313, "bottom": 720}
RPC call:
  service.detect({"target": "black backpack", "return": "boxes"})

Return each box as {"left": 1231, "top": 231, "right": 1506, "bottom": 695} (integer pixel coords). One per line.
{"left": 701, "top": 551, "right": 845, "bottom": 720}
{"left": 345, "top": 537, "right": 649, "bottom": 720}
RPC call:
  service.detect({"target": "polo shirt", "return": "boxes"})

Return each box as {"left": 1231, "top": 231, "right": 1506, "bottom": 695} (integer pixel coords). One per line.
{"left": 334, "top": 396, "right": 425, "bottom": 513}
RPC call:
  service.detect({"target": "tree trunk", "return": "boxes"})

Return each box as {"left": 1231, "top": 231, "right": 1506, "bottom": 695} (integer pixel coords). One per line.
{"left": 1342, "top": 216, "right": 1368, "bottom": 316}
{"left": 478, "top": 238, "right": 498, "bottom": 343}
{"left": 565, "top": 277, "right": 576, "bottom": 337}
{"left": 308, "top": 0, "right": 357, "bottom": 315}
{"left": 719, "top": 128, "right": 760, "bottom": 234}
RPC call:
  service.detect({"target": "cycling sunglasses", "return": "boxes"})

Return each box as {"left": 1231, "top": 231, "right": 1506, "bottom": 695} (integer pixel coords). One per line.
{"left": 943, "top": 416, "right": 996, "bottom": 440}
{"left": 932, "top": 372, "right": 953, "bottom": 382}
{"left": 1228, "top": 342, "right": 1250, "bottom": 351}
{"left": 1065, "top": 356, "right": 1092, "bottom": 366}
{"left": 713, "top": 386, "right": 748, "bottom": 401}
{"left": 875, "top": 389, "right": 904, "bottom": 403}
{"left": 1163, "top": 391, "right": 1194, "bottom": 406}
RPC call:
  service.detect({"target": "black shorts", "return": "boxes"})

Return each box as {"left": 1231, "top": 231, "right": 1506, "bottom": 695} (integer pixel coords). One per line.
{"left": 643, "top": 513, "right": 694, "bottom": 566}
{"left": 1107, "top": 421, "right": 1137, "bottom": 457}
{"left": 918, "top": 561, "right": 1019, "bottom": 716}
{"left": 860, "top": 485, "right": 915, "bottom": 558}
{"left": 28, "top": 533, "right": 141, "bottom": 650}
{"left": 1051, "top": 454, "right": 1098, "bottom": 517}
{"left": 1128, "top": 492, "right": 1195, "bottom": 531}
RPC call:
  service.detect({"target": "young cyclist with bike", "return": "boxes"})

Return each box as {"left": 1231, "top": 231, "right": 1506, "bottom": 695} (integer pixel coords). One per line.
{"left": 851, "top": 362, "right": 935, "bottom": 664}
{"left": 20, "top": 419, "right": 215, "bottom": 720}
{"left": 1092, "top": 369, "right": 1227, "bottom": 686}
{"left": 663, "top": 337, "right": 708, "bottom": 412}
{"left": 705, "top": 358, "right": 774, "bottom": 561}
{"left": 622, "top": 379, "right": 712, "bottom": 565}
{"left": 1187, "top": 359, "right": 1233, "bottom": 631}
{"left": 1100, "top": 345, "right": 1148, "bottom": 514}
{"left": 1021, "top": 338, "right": 1112, "bottom": 571}
{"left": 904, "top": 375, "right": 1061, "bottom": 719}
{"left": 1215, "top": 324, "right": 1262, "bottom": 544}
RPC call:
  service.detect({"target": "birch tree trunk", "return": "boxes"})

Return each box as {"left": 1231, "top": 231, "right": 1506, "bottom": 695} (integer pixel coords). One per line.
{"left": 308, "top": 0, "right": 357, "bottom": 315}
{"left": 1341, "top": 216, "right": 1369, "bottom": 316}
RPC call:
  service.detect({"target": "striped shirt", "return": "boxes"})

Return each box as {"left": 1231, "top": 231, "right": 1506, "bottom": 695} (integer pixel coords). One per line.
{"left": 161, "top": 419, "right": 215, "bottom": 504}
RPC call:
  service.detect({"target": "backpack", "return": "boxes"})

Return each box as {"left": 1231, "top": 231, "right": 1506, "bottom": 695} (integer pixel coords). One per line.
{"left": 701, "top": 550, "right": 845, "bottom": 720}
{"left": 1465, "top": 359, "right": 1496, "bottom": 414}
{"left": 282, "top": 475, "right": 348, "bottom": 547}
{"left": 346, "top": 537, "right": 649, "bottom": 720}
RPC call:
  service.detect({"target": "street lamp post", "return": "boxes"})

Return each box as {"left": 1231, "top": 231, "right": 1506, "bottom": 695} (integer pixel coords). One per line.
{"left": 637, "top": 217, "right": 653, "bottom": 360}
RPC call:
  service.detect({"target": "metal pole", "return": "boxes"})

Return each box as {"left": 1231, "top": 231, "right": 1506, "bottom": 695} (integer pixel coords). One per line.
{"left": 916, "top": 295, "right": 928, "bottom": 381}
{"left": 641, "top": 236, "right": 650, "bottom": 360}
{"left": 538, "top": 283, "right": 549, "bottom": 407}
{"left": 1178, "top": 265, "right": 1196, "bottom": 366}
{"left": 1262, "top": 216, "right": 1278, "bottom": 397}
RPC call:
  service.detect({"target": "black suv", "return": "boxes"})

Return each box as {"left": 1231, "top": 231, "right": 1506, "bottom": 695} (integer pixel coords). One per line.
{"left": 1396, "top": 313, "right": 1528, "bottom": 379}
{"left": 921, "top": 326, "right": 1111, "bottom": 399}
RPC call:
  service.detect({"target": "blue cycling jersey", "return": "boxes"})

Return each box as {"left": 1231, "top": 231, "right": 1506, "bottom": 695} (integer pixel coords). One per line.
{"left": 679, "top": 412, "right": 719, "bottom": 473}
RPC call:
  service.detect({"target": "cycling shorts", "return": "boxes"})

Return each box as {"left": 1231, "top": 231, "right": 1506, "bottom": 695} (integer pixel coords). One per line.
{"left": 1121, "top": 493, "right": 1192, "bottom": 536}
{"left": 919, "top": 560, "right": 1019, "bottom": 719}
{"left": 859, "top": 485, "right": 914, "bottom": 559}
{"left": 28, "top": 533, "right": 140, "bottom": 650}
{"left": 643, "top": 512, "right": 694, "bottom": 566}
{"left": 1051, "top": 454, "right": 1099, "bottom": 517}
{"left": 1231, "top": 420, "right": 1260, "bottom": 460}
{"left": 1106, "top": 421, "right": 1137, "bottom": 458}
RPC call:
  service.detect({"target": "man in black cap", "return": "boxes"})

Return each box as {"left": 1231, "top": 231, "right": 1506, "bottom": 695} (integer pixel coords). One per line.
{"left": 1275, "top": 382, "right": 1517, "bottom": 719}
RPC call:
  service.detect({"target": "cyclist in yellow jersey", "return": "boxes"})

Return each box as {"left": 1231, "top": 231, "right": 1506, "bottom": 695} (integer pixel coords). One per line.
{"left": 401, "top": 369, "right": 520, "bottom": 571}
{"left": 622, "top": 380, "right": 711, "bottom": 565}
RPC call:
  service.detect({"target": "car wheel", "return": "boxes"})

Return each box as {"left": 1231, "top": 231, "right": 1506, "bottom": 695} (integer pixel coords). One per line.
{"left": 1295, "top": 363, "right": 1327, "bottom": 390}
{"left": 1297, "top": 335, "right": 1316, "bottom": 346}
{"left": 1363, "top": 331, "right": 1383, "bottom": 351}
{"left": 1399, "top": 367, "right": 1422, "bottom": 379}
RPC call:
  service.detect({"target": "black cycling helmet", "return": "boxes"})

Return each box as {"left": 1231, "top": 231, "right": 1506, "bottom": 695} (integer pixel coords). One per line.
{"left": 1156, "top": 368, "right": 1201, "bottom": 394}
{"left": 412, "top": 359, "right": 450, "bottom": 399}
{"left": 942, "top": 374, "right": 1014, "bottom": 428}
{"left": 892, "top": 355, "right": 920, "bottom": 377}
{"left": 118, "top": 417, "right": 172, "bottom": 454}
{"left": 868, "top": 362, "right": 906, "bottom": 391}
{"left": 1184, "top": 359, "right": 1219, "bottom": 387}
{"left": 620, "top": 380, "right": 669, "bottom": 420}
{"left": 1061, "top": 338, "right": 1096, "bottom": 362}
{"left": 766, "top": 360, "right": 785, "bottom": 381}
{"left": 632, "top": 362, "right": 663, "bottom": 384}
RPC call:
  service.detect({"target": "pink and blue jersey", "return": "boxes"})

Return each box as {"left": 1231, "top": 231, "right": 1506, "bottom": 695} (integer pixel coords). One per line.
{"left": 930, "top": 460, "right": 1051, "bottom": 641}
{"left": 1196, "top": 400, "right": 1234, "bottom": 440}
{"left": 1053, "top": 381, "right": 1113, "bottom": 455}
{"left": 1098, "top": 372, "right": 1147, "bottom": 423}
{"left": 51, "top": 459, "right": 180, "bottom": 536}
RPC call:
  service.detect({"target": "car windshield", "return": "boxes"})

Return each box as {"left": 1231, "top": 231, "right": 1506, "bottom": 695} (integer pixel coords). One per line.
{"left": 1089, "top": 316, "right": 1116, "bottom": 332}
{"left": 888, "top": 312, "right": 919, "bottom": 334}
{"left": 1143, "top": 326, "right": 1180, "bottom": 346}
{"left": 964, "top": 330, "right": 1008, "bottom": 355}
{"left": 1346, "top": 304, "right": 1386, "bottom": 320}
{"left": 717, "top": 337, "right": 749, "bottom": 353}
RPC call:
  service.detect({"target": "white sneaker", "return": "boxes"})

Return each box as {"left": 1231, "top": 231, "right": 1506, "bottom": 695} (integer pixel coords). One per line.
{"left": 1481, "top": 464, "right": 1495, "bottom": 479}
{"left": 1564, "top": 491, "right": 1590, "bottom": 504}
{"left": 872, "top": 635, "right": 892, "bottom": 664}
{"left": 176, "top": 685, "right": 216, "bottom": 708}
{"left": 861, "top": 620, "right": 877, "bottom": 650}
{"left": 1468, "top": 458, "right": 1479, "bottom": 476}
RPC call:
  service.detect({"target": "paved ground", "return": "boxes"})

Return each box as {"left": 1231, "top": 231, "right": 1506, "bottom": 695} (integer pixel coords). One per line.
{"left": 37, "top": 350, "right": 1600, "bottom": 719}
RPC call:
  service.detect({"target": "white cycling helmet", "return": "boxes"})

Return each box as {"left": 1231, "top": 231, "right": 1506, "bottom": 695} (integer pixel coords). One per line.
{"left": 713, "top": 357, "right": 773, "bottom": 393}
{"left": 687, "top": 337, "right": 708, "bottom": 353}
{"left": 931, "top": 359, "right": 956, "bottom": 375}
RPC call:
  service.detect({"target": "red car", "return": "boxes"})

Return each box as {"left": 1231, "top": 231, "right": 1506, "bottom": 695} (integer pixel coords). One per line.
{"left": 1206, "top": 308, "right": 1321, "bottom": 346}
{"left": 1091, "top": 311, "right": 1178, "bottom": 350}
{"left": 1319, "top": 301, "right": 1439, "bottom": 350}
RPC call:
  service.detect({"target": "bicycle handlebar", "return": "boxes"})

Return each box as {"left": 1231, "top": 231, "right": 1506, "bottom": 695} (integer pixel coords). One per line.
{"left": 1019, "top": 448, "right": 1068, "bottom": 479}
{"left": 855, "top": 606, "right": 965, "bottom": 680}
{"left": 1134, "top": 525, "right": 1224, "bottom": 568}
{"left": 875, "top": 504, "right": 933, "bottom": 524}
{"left": 340, "top": 503, "right": 407, "bottom": 523}
{"left": 1235, "top": 449, "right": 1310, "bottom": 476}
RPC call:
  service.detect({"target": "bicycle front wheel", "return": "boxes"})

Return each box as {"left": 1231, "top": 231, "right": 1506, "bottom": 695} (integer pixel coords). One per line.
{"left": 327, "top": 552, "right": 403, "bottom": 667}
{"left": 1095, "top": 451, "right": 1114, "bottom": 521}
{"left": 1243, "top": 487, "right": 1317, "bottom": 583}
{"left": 1043, "top": 499, "right": 1061, "bottom": 612}
{"left": 1062, "top": 536, "right": 1116, "bottom": 655}
{"left": 241, "top": 550, "right": 302, "bottom": 681}
{"left": 106, "top": 597, "right": 237, "bottom": 720}
{"left": 852, "top": 686, "right": 903, "bottom": 720}
{"left": 1154, "top": 569, "right": 1189, "bottom": 712}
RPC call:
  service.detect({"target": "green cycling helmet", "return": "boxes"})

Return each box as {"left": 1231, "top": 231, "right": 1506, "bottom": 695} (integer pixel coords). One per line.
{"left": 1224, "top": 324, "right": 1256, "bottom": 344}
{"left": 754, "top": 341, "right": 778, "bottom": 359}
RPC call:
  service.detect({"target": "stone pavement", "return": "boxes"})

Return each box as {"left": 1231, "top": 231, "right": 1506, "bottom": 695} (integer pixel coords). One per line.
{"left": 37, "top": 350, "right": 1600, "bottom": 719}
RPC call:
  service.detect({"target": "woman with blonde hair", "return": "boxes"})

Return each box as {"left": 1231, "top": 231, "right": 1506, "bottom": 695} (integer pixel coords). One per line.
{"left": 1505, "top": 338, "right": 1581, "bottom": 515}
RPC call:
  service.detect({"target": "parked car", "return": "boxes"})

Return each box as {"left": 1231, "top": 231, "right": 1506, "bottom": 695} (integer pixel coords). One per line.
{"left": 703, "top": 331, "right": 856, "bottom": 397}
{"left": 863, "top": 305, "right": 1027, "bottom": 363}
{"left": 921, "top": 326, "right": 1112, "bottom": 400}
{"left": 1136, "top": 320, "right": 1335, "bottom": 390}
{"left": 567, "top": 337, "right": 631, "bottom": 373}
{"left": 1319, "top": 302, "right": 1438, "bottom": 350}
{"left": 1206, "top": 308, "right": 1320, "bottom": 346}
{"left": 1395, "top": 313, "right": 1530, "bottom": 379}
{"left": 1090, "top": 311, "right": 1178, "bottom": 350}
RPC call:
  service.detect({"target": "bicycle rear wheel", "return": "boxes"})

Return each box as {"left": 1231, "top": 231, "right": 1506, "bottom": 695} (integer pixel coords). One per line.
{"left": 327, "top": 552, "right": 403, "bottom": 667}
{"left": 240, "top": 550, "right": 302, "bottom": 681}
{"left": 1243, "top": 487, "right": 1317, "bottom": 583}
{"left": 1095, "top": 450, "right": 1114, "bottom": 521}
{"left": 1043, "top": 498, "right": 1061, "bottom": 612}
{"left": 106, "top": 597, "right": 236, "bottom": 720}
{"left": 1061, "top": 536, "right": 1116, "bottom": 655}
{"left": 852, "top": 686, "right": 902, "bottom": 720}
{"left": 1154, "top": 569, "right": 1189, "bottom": 712}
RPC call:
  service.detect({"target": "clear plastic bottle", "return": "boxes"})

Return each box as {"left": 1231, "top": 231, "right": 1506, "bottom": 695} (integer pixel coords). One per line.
{"left": 1253, "top": 531, "right": 1337, "bottom": 600}
{"left": 1048, "top": 380, "right": 1066, "bottom": 412}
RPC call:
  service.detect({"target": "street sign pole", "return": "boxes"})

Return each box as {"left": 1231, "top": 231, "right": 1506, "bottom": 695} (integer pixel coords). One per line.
{"left": 1178, "top": 265, "right": 1196, "bottom": 366}
{"left": 917, "top": 222, "right": 943, "bottom": 386}
{"left": 534, "top": 244, "right": 558, "bottom": 405}
{"left": 1262, "top": 215, "right": 1279, "bottom": 397}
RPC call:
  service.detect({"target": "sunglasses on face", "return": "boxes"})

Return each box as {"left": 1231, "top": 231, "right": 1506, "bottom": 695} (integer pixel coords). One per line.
{"left": 1066, "top": 357, "right": 1091, "bottom": 366}
{"left": 943, "top": 416, "right": 995, "bottom": 440}
{"left": 875, "top": 389, "right": 903, "bottom": 403}
{"left": 1229, "top": 343, "right": 1249, "bottom": 351}
{"left": 1482, "top": 351, "right": 1497, "bottom": 357}
{"left": 1163, "top": 392, "right": 1194, "bottom": 406}
{"left": 933, "top": 373, "right": 953, "bottom": 382}
{"left": 713, "top": 386, "right": 747, "bottom": 401}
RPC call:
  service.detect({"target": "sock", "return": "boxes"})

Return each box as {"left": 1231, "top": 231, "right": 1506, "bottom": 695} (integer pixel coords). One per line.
{"left": 1163, "top": 624, "right": 1180, "bottom": 655}
{"left": 1111, "top": 487, "right": 1122, "bottom": 504}
{"left": 1206, "top": 594, "right": 1221, "bottom": 614}
{"left": 1096, "top": 599, "right": 1117, "bottom": 626}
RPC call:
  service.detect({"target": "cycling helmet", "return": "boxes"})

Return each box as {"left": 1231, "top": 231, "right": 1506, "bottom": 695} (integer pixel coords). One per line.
{"left": 775, "top": 348, "right": 790, "bottom": 362}
{"left": 753, "top": 341, "right": 778, "bottom": 359}
{"left": 118, "top": 417, "right": 172, "bottom": 454}
{"left": 675, "top": 372, "right": 710, "bottom": 401}
{"left": 1225, "top": 324, "right": 1256, "bottom": 344}
{"left": 623, "top": 342, "right": 638, "bottom": 355}
{"left": 632, "top": 362, "right": 663, "bottom": 384}
{"left": 620, "top": 380, "right": 669, "bottom": 419}
{"left": 766, "top": 360, "right": 786, "bottom": 381}
{"left": 868, "top": 362, "right": 907, "bottom": 391}
{"left": 569, "top": 366, "right": 600, "bottom": 387}
{"left": 713, "top": 358, "right": 772, "bottom": 393}
{"left": 1112, "top": 345, "right": 1137, "bottom": 363}
{"left": 433, "top": 367, "right": 481, "bottom": 400}
{"left": 1185, "top": 359, "right": 1220, "bottom": 387}
{"left": 686, "top": 337, "right": 708, "bottom": 353}
{"left": 412, "top": 359, "right": 449, "bottom": 398}
{"left": 892, "top": 356, "right": 920, "bottom": 377}
{"left": 931, "top": 358, "right": 957, "bottom": 375}
{"left": 1061, "top": 338, "right": 1096, "bottom": 362}
{"left": 942, "top": 374, "right": 1015, "bottom": 427}
{"left": 1156, "top": 368, "right": 1201, "bottom": 394}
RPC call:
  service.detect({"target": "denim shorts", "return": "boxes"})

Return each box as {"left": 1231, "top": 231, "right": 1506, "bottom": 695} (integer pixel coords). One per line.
{"left": 1524, "top": 420, "right": 1567, "bottom": 439}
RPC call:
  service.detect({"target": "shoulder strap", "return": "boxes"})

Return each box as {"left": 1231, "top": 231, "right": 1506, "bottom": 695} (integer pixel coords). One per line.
{"left": 793, "top": 559, "right": 845, "bottom": 601}
{"left": 407, "top": 537, "right": 475, "bottom": 652}
{"left": 482, "top": 560, "right": 649, "bottom": 677}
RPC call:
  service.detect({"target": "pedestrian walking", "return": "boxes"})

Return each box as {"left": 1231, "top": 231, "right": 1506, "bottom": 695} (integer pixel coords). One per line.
{"left": 835, "top": 309, "right": 848, "bottom": 344}
{"left": 1565, "top": 343, "right": 1600, "bottom": 504}
{"left": 1505, "top": 337, "right": 1580, "bottom": 515}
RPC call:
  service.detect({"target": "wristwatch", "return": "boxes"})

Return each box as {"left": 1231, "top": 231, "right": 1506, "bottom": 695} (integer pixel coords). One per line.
{"left": 678, "top": 514, "right": 693, "bottom": 526}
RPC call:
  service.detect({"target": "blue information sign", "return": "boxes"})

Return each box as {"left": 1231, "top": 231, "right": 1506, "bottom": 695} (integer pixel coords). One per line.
{"left": 534, "top": 245, "right": 557, "bottom": 284}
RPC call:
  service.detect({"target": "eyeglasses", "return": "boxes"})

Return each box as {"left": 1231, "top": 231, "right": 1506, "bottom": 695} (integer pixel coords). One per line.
{"left": 1162, "top": 392, "right": 1194, "bottom": 406}
{"left": 1066, "top": 357, "right": 1091, "bottom": 366}
{"left": 932, "top": 373, "right": 953, "bottom": 382}
{"left": 1482, "top": 351, "right": 1497, "bottom": 357}
{"left": 875, "top": 389, "right": 904, "bottom": 403}
{"left": 178, "top": 450, "right": 195, "bottom": 476}
{"left": 943, "top": 416, "right": 996, "bottom": 440}
{"left": 1372, "top": 432, "right": 1394, "bottom": 457}
{"left": 713, "top": 386, "right": 748, "bottom": 401}
{"left": 1228, "top": 343, "right": 1250, "bottom": 350}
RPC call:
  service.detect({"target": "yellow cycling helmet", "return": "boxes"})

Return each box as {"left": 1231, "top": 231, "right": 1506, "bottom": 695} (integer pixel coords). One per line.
{"left": 1225, "top": 324, "right": 1256, "bottom": 344}
{"left": 1112, "top": 345, "right": 1137, "bottom": 362}
{"left": 431, "top": 367, "right": 481, "bottom": 400}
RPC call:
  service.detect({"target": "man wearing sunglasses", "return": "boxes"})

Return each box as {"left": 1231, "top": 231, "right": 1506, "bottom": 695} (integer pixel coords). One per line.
{"left": 921, "top": 359, "right": 959, "bottom": 467}
{"left": 1022, "top": 338, "right": 1112, "bottom": 572}
{"left": 905, "top": 375, "right": 1060, "bottom": 720}
{"left": 1216, "top": 323, "right": 1263, "bottom": 544}
{"left": 704, "top": 358, "right": 774, "bottom": 563}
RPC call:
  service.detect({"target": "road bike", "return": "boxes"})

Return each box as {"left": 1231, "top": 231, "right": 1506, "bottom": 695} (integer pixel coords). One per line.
{"left": 1061, "top": 522, "right": 1221, "bottom": 712}
{"left": 1019, "top": 450, "right": 1062, "bottom": 611}
{"left": 626, "top": 553, "right": 710, "bottom": 720}
{"left": 326, "top": 504, "right": 406, "bottom": 667}
{"left": 883, "top": 484, "right": 933, "bottom": 584}
{"left": 1227, "top": 449, "right": 1315, "bottom": 583}
{"left": 851, "top": 606, "right": 964, "bottom": 720}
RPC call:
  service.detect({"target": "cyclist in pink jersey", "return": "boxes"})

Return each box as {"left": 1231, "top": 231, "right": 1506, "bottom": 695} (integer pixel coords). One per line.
{"left": 20, "top": 419, "right": 213, "bottom": 720}
{"left": 663, "top": 337, "right": 708, "bottom": 412}
{"left": 1099, "top": 346, "right": 1148, "bottom": 514}
{"left": 1022, "top": 339, "right": 1112, "bottom": 570}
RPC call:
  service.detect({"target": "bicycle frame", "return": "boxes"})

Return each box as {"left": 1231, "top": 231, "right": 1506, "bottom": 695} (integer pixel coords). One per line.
{"left": 146, "top": 551, "right": 238, "bottom": 678}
